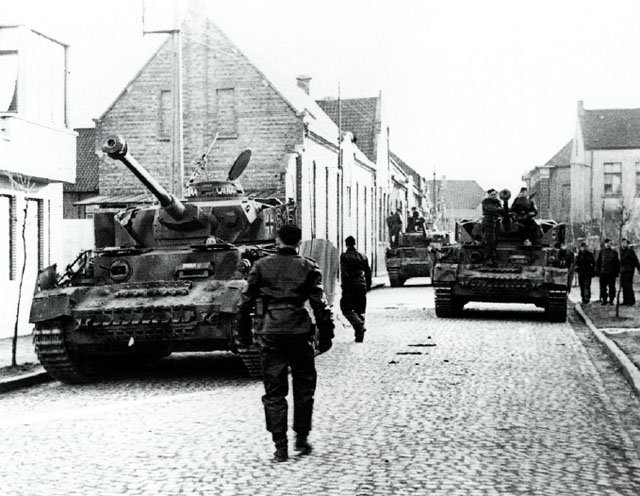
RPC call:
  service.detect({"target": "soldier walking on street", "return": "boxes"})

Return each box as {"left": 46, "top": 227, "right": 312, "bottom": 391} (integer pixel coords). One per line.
{"left": 236, "top": 224, "right": 335, "bottom": 462}
{"left": 481, "top": 188, "right": 503, "bottom": 265}
{"left": 340, "top": 236, "right": 372, "bottom": 343}
{"left": 596, "top": 238, "right": 620, "bottom": 305}
{"left": 575, "top": 242, "right": 595, "bottom": 304}
{"left": 619, "top": 238, "right": 640, "bottom": 305}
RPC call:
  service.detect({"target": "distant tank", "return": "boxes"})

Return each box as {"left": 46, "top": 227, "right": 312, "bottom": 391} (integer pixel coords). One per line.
{"left": 385, "top": 227, "right": 452, "bottom": 287}
{"left": 432, "top": 189, "right": 568, "bottom": 322}
{"left": 29, "top": 135, "right": 304, "bottom": 383}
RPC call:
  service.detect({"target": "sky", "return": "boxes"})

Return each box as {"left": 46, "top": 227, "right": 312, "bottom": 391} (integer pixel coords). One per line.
{"left": 5, "top": 0, "right": 640, "bottom": 191}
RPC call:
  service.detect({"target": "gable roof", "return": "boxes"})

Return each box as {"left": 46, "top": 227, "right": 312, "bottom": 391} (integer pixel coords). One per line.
{"left": 316, "top": 97, "right": 379, "bottom": 162}
{"left": 97, "top": 15, "right": 340, "bottom": 144}
{"left": 65, "top": 128, "right": 99, "bottom": 192}
{"left": 389, "top": 151, "right": 422, "bottom": 185}
{"left": 435, "top": 180, "right": 485, "bottom": 210}
{"left": 545, "top": 140, "right": 572, "bottom": 167}
{"left": 580, "top": 108, "right": 640, "bottom": 149}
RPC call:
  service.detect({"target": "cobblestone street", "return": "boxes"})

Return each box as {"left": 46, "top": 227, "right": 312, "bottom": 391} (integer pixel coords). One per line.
{"left": 3, "top": 281, "right": 640, "bottom": 495}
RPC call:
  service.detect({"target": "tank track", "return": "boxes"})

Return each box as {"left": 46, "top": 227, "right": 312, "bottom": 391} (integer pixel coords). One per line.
{"left": 388, "top": 268, "right": 403, "bottom": 287}
{"left": 435, "top": 286, "right": 461, "bottom": 318}
{"left": 33, "top": 320, "right": 92, "bottom": 384}
{"left": 238, "top": 348, "right": 263, "bottom": 379}
{"left": 545, "top": 289, "right": 567, "bottom": 322}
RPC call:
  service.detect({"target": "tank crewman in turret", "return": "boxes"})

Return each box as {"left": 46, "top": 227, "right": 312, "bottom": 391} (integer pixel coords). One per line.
{"left": 236, "top": 224, "right": 335, "bottom": 462}
{"left": 340, "top": 235, "right": 372, "bottom": 343}
{"left": 481, "top": 188, "right": 503, "bottom": 265}
{"left": 510, "top": 187, "right": 539, "bottom": 244}
{"left": 596, "top": 238, "right": 620, "bottom": 305}
{"left": 575, "top": 242, "right": 596, "bottom": 304}
{"left": 619, "top": 238, "right": 640, "bottom": 305}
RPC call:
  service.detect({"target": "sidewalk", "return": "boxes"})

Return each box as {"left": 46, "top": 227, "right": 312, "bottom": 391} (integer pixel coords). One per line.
{"left": 0, "top": 333, "right": 49, "bottom": 392}
{"left": 571, "top": 284, "right": 640, "bottom": 397}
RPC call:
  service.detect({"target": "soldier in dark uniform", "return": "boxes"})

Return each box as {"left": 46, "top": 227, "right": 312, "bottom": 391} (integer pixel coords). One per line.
{"left": 236, "top": 224, "right": 334, "bottom": 462}
{"left": 596, "top": 238, "right": 620, "bottom": 305}
{"left": 340, "top": 236, "right": 372, "bottom": 343}
{"left": 386, "top": 209, "right": 403, "bottom": 247}
{"left": 510, "top": 187, "right": 539, "bottom": 244}
{"left": 575, "top": 242, "right": 595, "bottom": 304}
{"left": 481, "top": 188, "right": 503, "bottom": 265}
{"left": 619, "top": 238, "right": 640, "bottom": 305}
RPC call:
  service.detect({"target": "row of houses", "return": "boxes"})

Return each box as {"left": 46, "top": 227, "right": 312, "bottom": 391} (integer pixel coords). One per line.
{"left": 1, "top": 7, "right": 454, "bottom": 339}
{"left": 524, "top": 101, "right": 640, "bottom": 245}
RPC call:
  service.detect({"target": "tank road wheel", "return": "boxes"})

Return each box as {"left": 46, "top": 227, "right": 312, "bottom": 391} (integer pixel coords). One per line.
{"left": 435, "top": 286, "right": 460, "bottom": 318}
{"left": 388, "top": 269, "right": 403, "bottom": 287}
{"left": 545, "top": 290, "right": 568, "bottom": 323}
{"left": 33, "top": 319, "right": 97, "bottom": 384}
{"left": 238, "top": 348, "right": 263, "bottom": 379}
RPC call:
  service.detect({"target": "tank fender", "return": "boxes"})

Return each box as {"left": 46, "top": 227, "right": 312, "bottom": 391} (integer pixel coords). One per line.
{"left": 29, "top": 293, "right": 73, "bottom": 323}
{"left": 433, "top": 264, "right": 458, "bottom": 282}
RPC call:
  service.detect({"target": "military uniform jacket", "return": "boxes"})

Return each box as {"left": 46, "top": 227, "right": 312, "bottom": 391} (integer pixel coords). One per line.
{"left": 340, "top": 247, "right": 372, "bottom": 292}
{"left": 596, "top": 248, "right": 620, "bottom": 277}
{"left": 620, "top": 247, "right": 640, "bottom": 274}
{"left": 510, "top": 196, "right": 537, "bottom": 219}
{"left": 575, "top": 251, "right": 595, "bottom": 276}
{"left": 481, "top": 198, "right": 502, "bottom": 223}
{"left": 237, "top": 247, "right": 334, "bottom": 337}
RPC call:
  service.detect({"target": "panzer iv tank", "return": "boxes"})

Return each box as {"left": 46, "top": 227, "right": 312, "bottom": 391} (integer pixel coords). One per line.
{"left": 29, "top": 135, "right": 298, "bottom": 383}
{"left": 432, "top": 189, "right": 569, "bottom": 322}
{"left": 385, "top": 227, "right": 452, "bottom": 287}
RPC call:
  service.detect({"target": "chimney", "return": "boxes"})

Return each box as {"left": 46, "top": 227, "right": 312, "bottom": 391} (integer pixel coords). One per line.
{"left": 577, "top": 100, "right": 584, "bottom": 114}
{"left": 296, "top": 75, "right": 311, "bottom": 95}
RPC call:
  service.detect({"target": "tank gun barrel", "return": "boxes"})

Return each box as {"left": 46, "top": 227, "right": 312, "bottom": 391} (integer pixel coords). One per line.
{"left": 101, "top": 135, "right": 186, "bottom": 220}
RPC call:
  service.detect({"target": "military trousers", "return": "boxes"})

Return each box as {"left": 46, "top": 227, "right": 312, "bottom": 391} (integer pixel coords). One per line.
{"left": 482, "top": 220, "right": 497, "bottom": 261}
{"left": 599, "top": 274, "right": 617, "bottom": 303}
{"left": 578, "top": 273, "right": 592, "bottom": 303}
{"left": 620, "top": 272, "right": 636, "bottom": 305}
{"left": 340, "top": 288, "right": 367, "bottom": 335}
{"left": 258, "top": 333, "right": 317, "bottom": 436}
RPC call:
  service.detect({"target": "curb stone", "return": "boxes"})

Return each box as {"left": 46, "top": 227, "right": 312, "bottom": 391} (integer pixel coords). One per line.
{"left": 574, "top": 303, "right": 640, "bottom": 397}
{"left": 0, "top": 368, "right": 52, "bottom": 394}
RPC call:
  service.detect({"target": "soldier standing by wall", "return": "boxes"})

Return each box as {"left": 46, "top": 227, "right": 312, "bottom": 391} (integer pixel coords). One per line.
{"left": 386, "top": 209, "right": 403, "bottom": 247}
{"left": 596, "top": 238, "right": 620, "bottom": 305}
{"left": 481, "top": 188, "right": 503, "bottom": 266}
{"left": 236, "top": 224, "right": 334, "bottom": 462}
{"left": 619, "top": 238, "right": 640, "bottom": 305}
{"left": 340, "top": 236, "right": 372, "bottom": 343}
{"left": 575, "top": 242, "right": 596, "bottom": 304}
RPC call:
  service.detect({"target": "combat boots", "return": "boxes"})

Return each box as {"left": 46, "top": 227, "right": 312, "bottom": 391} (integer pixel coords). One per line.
{"left": 294, "top": 434, "right": 312, "bottom": 456}
{"left": 272, "top": 433, "right": 288, "bottom": 462}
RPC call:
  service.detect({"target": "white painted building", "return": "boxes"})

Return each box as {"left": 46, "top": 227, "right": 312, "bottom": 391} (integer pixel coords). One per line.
{"left": 0, "top": 25, "right": 75, "bottom": 338}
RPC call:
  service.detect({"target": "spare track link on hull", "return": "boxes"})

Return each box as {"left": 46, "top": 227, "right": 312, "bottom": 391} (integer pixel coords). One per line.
{"left": 33, "top": 320, "right": 90, "bottom": 384}
{"left": 238, "top": 348, "right": 263, "bottom": 379}
{"left": 546, "top": 290, "right": 568, "bottom": 322}
{"left": 435, "top": 286, "right": 455, "bottom": 318}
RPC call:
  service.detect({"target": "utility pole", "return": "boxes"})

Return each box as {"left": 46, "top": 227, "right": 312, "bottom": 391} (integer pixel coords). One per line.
{"left": 337, "top": 81, "right": 343, "bottom": 252}
{"left": 142, "top": 0, "right": 184, "bottom": 198}
{"left": 432, "top": 171, "right": 437, "bottom": 225}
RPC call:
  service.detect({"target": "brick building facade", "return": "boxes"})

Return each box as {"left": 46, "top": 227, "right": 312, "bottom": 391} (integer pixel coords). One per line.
{"left": 79, "top": 9, "right": 391, "bottom": 276}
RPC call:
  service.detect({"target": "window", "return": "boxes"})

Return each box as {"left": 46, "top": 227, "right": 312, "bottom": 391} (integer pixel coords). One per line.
{"left": 636, "top": 162, "right": 640, "bottom": 196}
{"left": 603, "top": 162, "right": 622, "bottom": 196}
{"left": 0, "top": 51, "right": 18, "bottom": 112}
{"left": 346, "top": 186, "right": 351, "bottom": 217}
{"left": 158, "top": 90, "right": 172, "bottom": 140}
{"left": 216, "top": 88, "right": 237, "bottom": 137}
{"left": 0, "top": 196, "right": 10, "bottom": 280}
